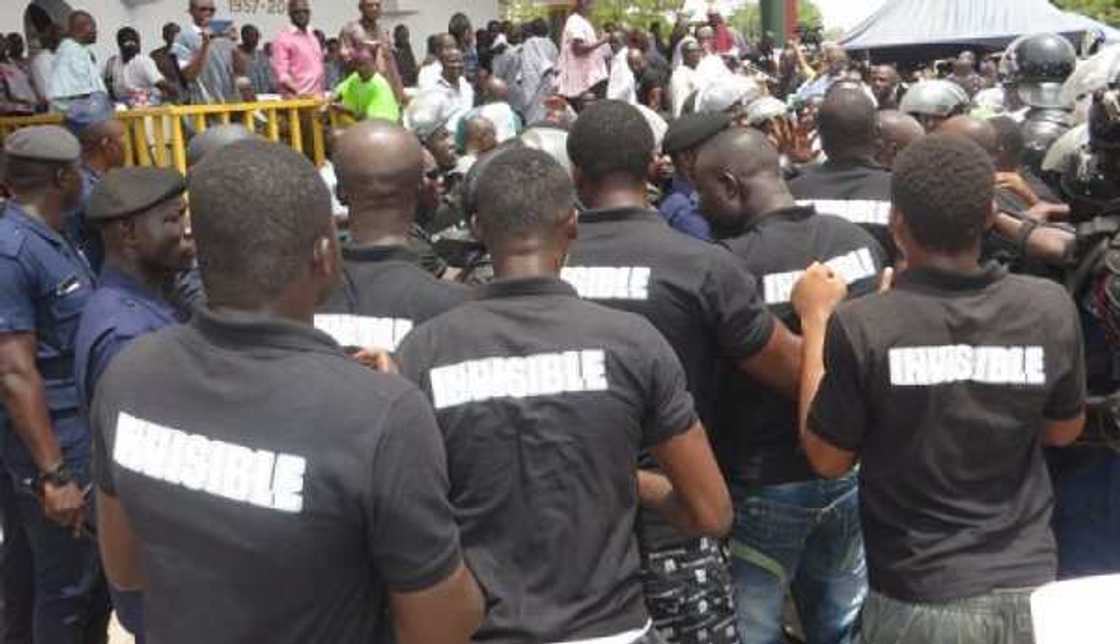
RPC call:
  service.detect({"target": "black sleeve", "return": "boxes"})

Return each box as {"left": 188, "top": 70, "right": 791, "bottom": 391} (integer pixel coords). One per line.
{"left": 393, "top": 329, "right": 431, "bottom": 396}
{"left": 640, "top": 322, "right": 698, "bottom": 449}
{"left": 807, "top": 314, "right": 869, "bottom": 452}
{"left": 90, "top": 381, "right": 118, "bottom": 496}
{"left": 704, "top": 251, "right": 777, "bottom": 362}
{"left": 1043, "top": 291, "right": 1086, "bottom": 421}
{"left": 366, "top": 387, "right": 462, "bottom": 593}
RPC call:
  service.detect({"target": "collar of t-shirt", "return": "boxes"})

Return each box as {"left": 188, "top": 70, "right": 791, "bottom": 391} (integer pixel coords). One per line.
{"left": 820, "top": 158, "right": 887, "bottom": 173}
{"left": 342, "top": 244, "right": 421, "bottom": 266}
{"left": 743, "top": 204, "right": 817, "bottom": 233}
{"left": 473, "top": 275, "right": 578, "bottom": 301}
{"left": 579, "top": 206, "right": 663, "bottom": 226}
{"left": 191, "top": 306, "right": 342, "bottom": 354}
{"left": 896, "top": 262, "right": 1007, "bottom": 294}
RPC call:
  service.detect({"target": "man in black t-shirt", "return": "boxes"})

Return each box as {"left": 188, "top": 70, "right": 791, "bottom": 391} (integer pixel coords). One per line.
{"left": 794, "top": 134, "right": 1086, "bottom": 643}
{"left": 694, "top": 127, "right": 886, "bottom": 643}
{"left": 397, "top": 147, "right": 733, "bottom": 644}
{"left": 561, "top": 100, "right": 804, "bottom": 644}
{"left": 789, "top": 86, "right": 896, "bottom": 261}
{"left": 317, "top": 121, "right": 468, "bottom": 353}
{"left": 90, "top": 140, "right": 484, "bottom": 644}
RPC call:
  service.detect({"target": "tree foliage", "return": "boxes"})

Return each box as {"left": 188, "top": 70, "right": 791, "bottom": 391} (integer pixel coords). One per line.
{"left": 590, "top": 0, "right": 686, "bottom": 30}
{"left": 730, "top": 0, "right": 824, "bottom": 40}
{"left": 1052, "top": 0, "right": 1120, "bottom": 28}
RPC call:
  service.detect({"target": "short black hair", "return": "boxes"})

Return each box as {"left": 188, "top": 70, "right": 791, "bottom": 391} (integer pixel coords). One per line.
{"left": 818, "top": 85, "right": 878, "bottom": 157}
{"left": 475, "top": 147, "right": 574, "bottom": 244}
{"left": 568, "top": 100, "right": 654, "bottom": 183}
{"left": 988, "top": 115, "right": 1024, "bottom": 169}
{"left": 892, "top": 134, "right": 994, "bottom": 253}
{"left": 188, "top": 140, "right": 332, "bottom": 307}
{"left": 530, "top": 18, "right": 549, "bottom": 38}
{"left": 449, "top": 13, "right": 471, "bottom": 41}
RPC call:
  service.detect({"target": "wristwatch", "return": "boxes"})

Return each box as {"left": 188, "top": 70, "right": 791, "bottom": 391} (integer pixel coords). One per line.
{"left": 35, "top": 461, "right": 74, "bottom": 491}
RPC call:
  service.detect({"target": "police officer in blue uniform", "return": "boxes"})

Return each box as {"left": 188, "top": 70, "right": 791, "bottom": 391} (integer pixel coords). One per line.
{"left": 71, "top": 167, "right": 193, "bottom": 644}
{"left": 63, "top": 94, "right": 128, "bottom": 275}
{"left": 0, "top": 125, "right": 110, "bottom": 642}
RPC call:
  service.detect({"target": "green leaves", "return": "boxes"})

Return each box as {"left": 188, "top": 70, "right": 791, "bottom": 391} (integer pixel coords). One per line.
{"left": 1052, "top": 0, "right": 1120, "bottom": 28}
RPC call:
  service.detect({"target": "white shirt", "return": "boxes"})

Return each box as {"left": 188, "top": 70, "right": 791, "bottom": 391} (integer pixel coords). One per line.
{"left": 107, "top": 54, "right": 166, "bottom": 106}
{"left": 417, "top": 62, "right": 442, "bottom": 91}
{"left": 29, "top": 50, "right": 54, "bottom": 102}
{"left": 436, "top": 75, "right": 474, "bottom": 113}
{"left": 48, "top": 38, "right": 106, "bottom": 105}
{"left": 606, "top": 47, "right": 636, "bottom": 104}
{"left": 670, "top": 64, "right": 699, "bottom": 117}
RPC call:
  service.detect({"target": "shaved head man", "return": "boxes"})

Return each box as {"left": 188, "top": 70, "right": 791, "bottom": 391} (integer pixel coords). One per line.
{"left": 818, "top": 86, "right": 879, "bottom": 164}
{"left": 334, "top": 120, "right": 424, "bottom": 245}
{"left": 693, "top": 125, "right": 885, "bottom": 644}
{"left": 875, "top": 110, "right": 924, "bottom": 169}
{"left": 937, "top": 115, "right": 998, "bottom": 162}
{"left": 318, "top": 120, "right": 467, "bottom": 352}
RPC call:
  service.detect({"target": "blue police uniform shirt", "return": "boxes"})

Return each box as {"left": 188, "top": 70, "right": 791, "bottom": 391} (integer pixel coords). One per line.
{"left": 0, "top": 201, "right": 97, "bottom": 472}
{"left": 74, "top": 266, "right": 186, "bottom": 410}
{"left": 658, "top": 175, "right": 711, "bottom": 242}
{"left": 63, "top": 165, "right": 105, "bottom": 274}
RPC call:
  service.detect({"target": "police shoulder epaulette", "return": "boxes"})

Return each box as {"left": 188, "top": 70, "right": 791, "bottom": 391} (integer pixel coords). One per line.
{"left": 0, "top": 226, "right": 28, "bottom": 259}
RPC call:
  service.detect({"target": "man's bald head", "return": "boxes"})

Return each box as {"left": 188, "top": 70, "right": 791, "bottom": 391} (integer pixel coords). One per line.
{"left": 187, "top": 125, "right": 259, "bottom": 168}
{"left": 694, "top": 128, "right": 787, "bottom": 231}
{"left": 818, "top": 86, "right": 878, "bottom": 162}
{"left": 876, "top": 110, "right": 925, "bottom": 169}
{"left": 483, "top": 76, "right": 509, "bottom": 103}
{"left": 333, "top": 120, "right": 424, "bottom": 236}
{"left": 937, "top": 115, "right": 998, "bottom": 161}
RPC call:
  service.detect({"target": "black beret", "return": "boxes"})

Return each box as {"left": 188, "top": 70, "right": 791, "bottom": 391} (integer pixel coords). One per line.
{"left": 87, "top": 167, "right": 186, "bottom": 221}
{"left": 4, "top": 125, "right": 81, "bottom": 162}
{"left": 663, "top": 112, "right": 731, "bottom": 155}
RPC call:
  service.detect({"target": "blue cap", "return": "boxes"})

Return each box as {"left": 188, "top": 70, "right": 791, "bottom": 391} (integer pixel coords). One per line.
{"left": 64, "top": 92, "right": 116, "bottom": 136}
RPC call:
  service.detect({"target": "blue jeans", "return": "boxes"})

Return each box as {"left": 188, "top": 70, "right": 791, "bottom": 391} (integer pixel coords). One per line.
{"left": 8, "top": 440, "right": 110, "bottom": 644}
{"left": 1051, "top": 450, "right": 1120, "bottom": 579}
{"left": 728, "top": 475, "right": 867, "bottom": 644}
{"left": 857, "top": 589, "right": 1035, "bottom": 644}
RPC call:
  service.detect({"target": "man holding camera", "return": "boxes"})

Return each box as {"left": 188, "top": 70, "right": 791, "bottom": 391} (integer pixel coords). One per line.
{"left": 172, "top": 0, "right": 241, "bottom": 104}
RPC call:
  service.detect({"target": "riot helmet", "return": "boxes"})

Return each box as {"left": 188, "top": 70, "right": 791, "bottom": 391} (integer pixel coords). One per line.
{"left": 1006, "top": 33, "right": 1077, "bottom": 109}
{"left": 899, "top": 79, "right": 970, "bottom": 132}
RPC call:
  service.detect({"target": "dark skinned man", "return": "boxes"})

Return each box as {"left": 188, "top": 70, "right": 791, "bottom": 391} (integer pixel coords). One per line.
{"left": 89, "top": 140, "right": 484, "bottom": 644}
{"left": 790, "top": 86, "right": 896, "bottom": 262}
{"left": 874, "top": 110, "right": 924, "bottom": 170}
{"left": 73, "top": 167, "right": 195, "bottom": 644}
{"left": 794, "top": 134, "right": 1085, "bottom": 643}
{"left": 561, "top": 100, "right": 804, "bottom": 644}
{"left": 317, "top": 121, "right": 467, "bottom": 353}
{"left": 694, "top": 128, "right": 886, "bottom": 644}
{"left": 64, "top": 93, "right": 127, "bottom": 274}
{"left": 397, "top": 145, "right": 732, "bottom": 644}
{"left": 0, "top": 125, "right": 110, "bottom": 643}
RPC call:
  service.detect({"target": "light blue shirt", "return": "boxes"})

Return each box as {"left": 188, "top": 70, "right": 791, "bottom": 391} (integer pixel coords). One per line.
{"left": 47, "top": 38, "right": 106, "bottom": 109}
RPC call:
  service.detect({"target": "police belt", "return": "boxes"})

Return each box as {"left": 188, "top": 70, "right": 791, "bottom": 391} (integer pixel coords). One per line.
{"left": 37, "top": 357, "right": 75, "bottom": 382}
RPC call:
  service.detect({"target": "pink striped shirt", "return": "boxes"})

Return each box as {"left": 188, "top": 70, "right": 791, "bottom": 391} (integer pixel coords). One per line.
{"left": 557, "top": 13, "right": 608, "bottom": 98}
{"left": 271, "top": 26, "right": 325, "bottom": 97}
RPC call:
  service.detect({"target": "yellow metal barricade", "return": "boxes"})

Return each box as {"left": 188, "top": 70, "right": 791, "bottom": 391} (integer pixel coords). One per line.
{"left": 0, "top": 99, "right": 330, "bottom": 173}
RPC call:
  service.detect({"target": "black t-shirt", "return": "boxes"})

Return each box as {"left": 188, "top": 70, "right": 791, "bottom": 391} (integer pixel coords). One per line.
{"left": 718, "top": 206, "right": 887, "bottom": 486}
{"left": 562, "top": 207, "right": 775, "bottom": 548}
{"left": 809, "top": 264, "right": 1085, "bottom": 602}
{"left": 317, "top": 244, "right": 469, "bottom": 351}
{"left": 788, "top": 159, "right": 897, "bottom": 262}
{"left": 396, "top": 276, "right": 696, "bottom": 643}
{"left": 91, "top": 309, "right": 462, "bottom": 644}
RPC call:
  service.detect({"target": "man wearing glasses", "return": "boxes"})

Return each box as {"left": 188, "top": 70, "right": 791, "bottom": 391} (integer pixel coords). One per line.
{"left": 172, "top": 0, "right": 240, "bottom": 104}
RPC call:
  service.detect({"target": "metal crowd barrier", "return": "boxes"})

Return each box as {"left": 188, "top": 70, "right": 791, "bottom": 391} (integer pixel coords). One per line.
{"left": 0, "top": 98, "right": 333, "bottom": 173}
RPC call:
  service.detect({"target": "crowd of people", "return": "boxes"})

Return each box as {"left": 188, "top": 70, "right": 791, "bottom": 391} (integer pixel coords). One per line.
{"left": 2, "top": 1, "right": 1120, "bottom": 644}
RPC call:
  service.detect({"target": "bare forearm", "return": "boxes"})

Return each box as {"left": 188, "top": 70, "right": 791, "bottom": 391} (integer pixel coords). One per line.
{"left": 992, "top": 213, "right": 1075, "bottom": 265}
{"left": 0, "top": 369, "right": 62, "bottom": 471}
{"left": 797, "top": 312, "right": 829, "bottom": 439}
{"left": 97, "top": 491, "right": 145, "bottom": 591}
{"left": 637, "top": 469, "right": 727, "bottom": 537}
{"left": 181, "top": 42, "right": 210, "bottom": 82}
